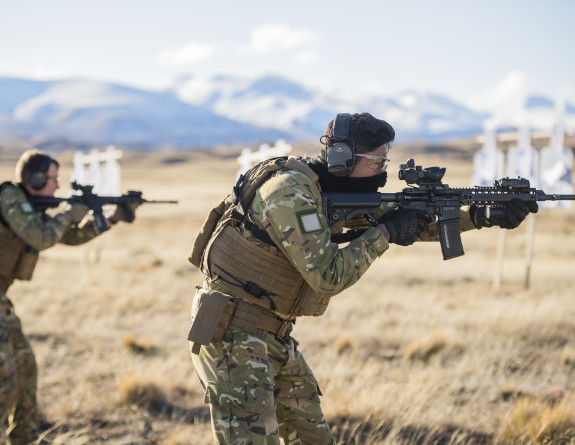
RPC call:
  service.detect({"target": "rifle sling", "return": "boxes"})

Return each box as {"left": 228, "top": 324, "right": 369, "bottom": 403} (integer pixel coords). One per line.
{"left": 330, "top": 229, "right": 368, "bottom": 244}
{"left": 229, "top": 208, "right": 276, "bottom": 246}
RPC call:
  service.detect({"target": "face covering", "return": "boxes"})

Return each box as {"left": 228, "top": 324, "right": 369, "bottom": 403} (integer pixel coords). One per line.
{"left": 306, "top": 158, "right": 388, "bottom": 193}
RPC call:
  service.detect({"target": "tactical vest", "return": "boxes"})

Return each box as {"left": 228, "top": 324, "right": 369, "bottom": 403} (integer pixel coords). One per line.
{"left": 0, "top": 182, "right": 40, "bottom": 290}
{"left": 189, "top": 156, "right": 332, "bottom": 318}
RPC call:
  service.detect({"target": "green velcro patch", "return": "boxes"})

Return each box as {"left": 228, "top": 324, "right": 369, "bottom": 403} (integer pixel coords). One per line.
{"left": 296, "top": 210, "right": 323, "bottom": 234}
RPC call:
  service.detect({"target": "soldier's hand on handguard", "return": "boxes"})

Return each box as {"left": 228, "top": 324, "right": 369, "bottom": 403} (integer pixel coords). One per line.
{"left": 473, "top": 198, "right": 538, "bottom": 230}
{"left": 108, "top": 202, "right": 139, "bottom": 224}
{"left": 65, "top": 203, "right": 90, "bottom": 224}
{"left": 378, "top": 207, "right": 429, "bottom": 246}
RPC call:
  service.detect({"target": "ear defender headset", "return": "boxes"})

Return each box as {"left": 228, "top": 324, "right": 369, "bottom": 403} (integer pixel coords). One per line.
{"left": 326, "top": 113, "right": 355, "bottom": 177}
{"left": 29, "top": 155, "right": 53, "bottom": 190}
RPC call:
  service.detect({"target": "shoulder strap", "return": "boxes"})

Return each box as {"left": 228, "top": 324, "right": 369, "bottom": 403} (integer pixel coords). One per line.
{"left": 0, "top": 181, "right": 14, "bottom": 193}
{"left": 283, "top": 157, "right": 319, "bottom": 184}
{"left": 229, "top": 157, "right": 287, "bottom": 245}
{"left": 230, "top": 157, "right": 287, "bottom": 215}
{"left": 231, "top": 156, "right": 319, "bottom": 214}
{"left": 229, "top": 156, "right": 320, "bottom": 246}
{"left": 0, "top": 182, "right": 16, "bottom": 228}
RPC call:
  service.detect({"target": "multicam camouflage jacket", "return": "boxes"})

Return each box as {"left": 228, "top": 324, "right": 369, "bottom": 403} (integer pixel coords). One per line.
{"left": 246, "top": 165, "right": 477, "bottom": 287}
{"left": 197, "top": 157, "right": 477, "bottom": 321}
{"left": 246, "top": 166, "right": 389, "bottom": 297}
{"left": 0, "top": 182, "right": 99, "bottom": 288}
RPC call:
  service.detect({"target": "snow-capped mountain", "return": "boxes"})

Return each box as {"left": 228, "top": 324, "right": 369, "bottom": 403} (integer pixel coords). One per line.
{"left": 0, "top": 77, "right": 288, "bottom": 148}
{"left": 0, "top": 74, "right": 573, "bottom": 148}
{"left": 171, "top": 74, "right": 490, "bottom": 143}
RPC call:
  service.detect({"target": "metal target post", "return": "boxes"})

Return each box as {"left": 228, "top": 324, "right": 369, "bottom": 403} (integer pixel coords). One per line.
{"left": 476, "top": 128, "right": 575, "bottom": 290}
{"left": 472, "top": 128, "right": 506, "bottom": 290}
{"left": 71, "top": 146, "right": 123, "bottom": 264}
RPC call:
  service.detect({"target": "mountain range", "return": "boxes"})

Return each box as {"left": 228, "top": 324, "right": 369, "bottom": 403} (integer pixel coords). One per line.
{"left": 1, "top": 74, "right": 573, "bottom": 149}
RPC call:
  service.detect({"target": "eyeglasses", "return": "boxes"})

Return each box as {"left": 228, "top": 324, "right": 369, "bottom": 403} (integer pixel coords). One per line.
{"left": 355, "top": 153, "right": 391, "bottom": 172}
{"left": 47, "top": 175, "right": 60, "bottom": 184}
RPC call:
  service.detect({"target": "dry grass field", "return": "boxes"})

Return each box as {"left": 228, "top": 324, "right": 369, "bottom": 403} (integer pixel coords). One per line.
{"left": 1, "top": 141, "right": 574, "bottom": 444}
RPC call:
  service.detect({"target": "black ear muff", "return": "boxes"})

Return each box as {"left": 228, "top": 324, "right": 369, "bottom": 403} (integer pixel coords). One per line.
{"left": 327, "top": 113, "right": 355, "bottom": 177}
{"left": 29, "top": 155, "right": 53, "bottom": 190}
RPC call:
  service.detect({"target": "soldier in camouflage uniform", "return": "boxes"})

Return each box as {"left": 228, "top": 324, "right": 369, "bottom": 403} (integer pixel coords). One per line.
{"left": 188, "top": 113, "right": 537, "bottom": 445}
{"left": 0, "top": 149, "right": 137, "bottom": 445}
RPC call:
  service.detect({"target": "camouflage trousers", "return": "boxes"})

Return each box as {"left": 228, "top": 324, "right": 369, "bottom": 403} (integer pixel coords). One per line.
{"left": 191, "top": 329, "right": 336, "bottom": 445}
{"left": 0, "top": 293, "right": 39, "bottom": 445}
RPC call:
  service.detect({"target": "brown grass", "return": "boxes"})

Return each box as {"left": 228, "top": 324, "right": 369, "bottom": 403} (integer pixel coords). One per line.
{"left": 1, "top": 141, "right": 575, "bottom": 444}
{"left": 403, "top": 331, "right": 448, "bottom": 362}
{"left": 118, "top": 374, "right": 167, "bottom": 411}
{"left": 560, "top": 347, "right": 575, "bottom": 367}
{"left": 498, "top": 397, "right": 575, "bottom": 444}
{"left": 122, "top": 333, "right": 158, "bottom": 355}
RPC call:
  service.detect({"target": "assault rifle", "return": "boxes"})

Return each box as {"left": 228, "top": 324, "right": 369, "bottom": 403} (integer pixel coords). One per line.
{"left": 30, "top": 181, "right": 178, "bottom": 234}
{"left": 322, "top": 158, "right": 575, "bottom": 260}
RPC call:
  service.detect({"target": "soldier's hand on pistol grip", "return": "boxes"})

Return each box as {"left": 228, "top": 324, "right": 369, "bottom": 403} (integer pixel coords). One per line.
{"left": 379, "top": 207, "right": 429, "bottom": 246}
{"left": 65, "top": 203, "right": 90, "bottom": 224}
{"left": 108, "top": 202, "right": 139, "bottom": 224}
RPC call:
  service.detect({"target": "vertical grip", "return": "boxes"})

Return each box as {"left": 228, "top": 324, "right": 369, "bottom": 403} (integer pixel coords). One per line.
{"left": 92, "top": 207, "right": 110, "bottom": 234}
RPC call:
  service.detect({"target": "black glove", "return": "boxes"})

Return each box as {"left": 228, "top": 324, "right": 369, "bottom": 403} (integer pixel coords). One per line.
{"left": 109, "top": 202, "right": 139, "bottom": 224}
{"left": 380, "top": 207, "right": 429, "bottom": 246}
{"left": 485, "top": 198, "right": 539, "bottom": 229}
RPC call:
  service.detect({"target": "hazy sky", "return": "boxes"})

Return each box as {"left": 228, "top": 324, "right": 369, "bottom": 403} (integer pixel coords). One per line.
{"left": 1, "top": 0, "right": 574, "bottom": 111}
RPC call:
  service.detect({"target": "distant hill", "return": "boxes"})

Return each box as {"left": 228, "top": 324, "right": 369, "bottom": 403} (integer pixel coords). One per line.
{"left": 0, "top": 77, "right": 287, "bottom": 148}
{"left": 171, "top": 74, "right": 489, "bottom": 143}
{"left": 1, "top": 74, "right": 573, "bottom": 149}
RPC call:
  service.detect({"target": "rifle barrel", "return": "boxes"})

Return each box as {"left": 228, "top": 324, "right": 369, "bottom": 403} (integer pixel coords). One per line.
{"left": 144, "top": 200, "right": 179, "bottom": 204}
{"left": 545, "top": 194, "right": 575, "bottom": 200}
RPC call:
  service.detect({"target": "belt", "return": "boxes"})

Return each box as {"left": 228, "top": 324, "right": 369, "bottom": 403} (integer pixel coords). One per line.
{"left": 228, "top": 298, "right": 294, "bottom": 338}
